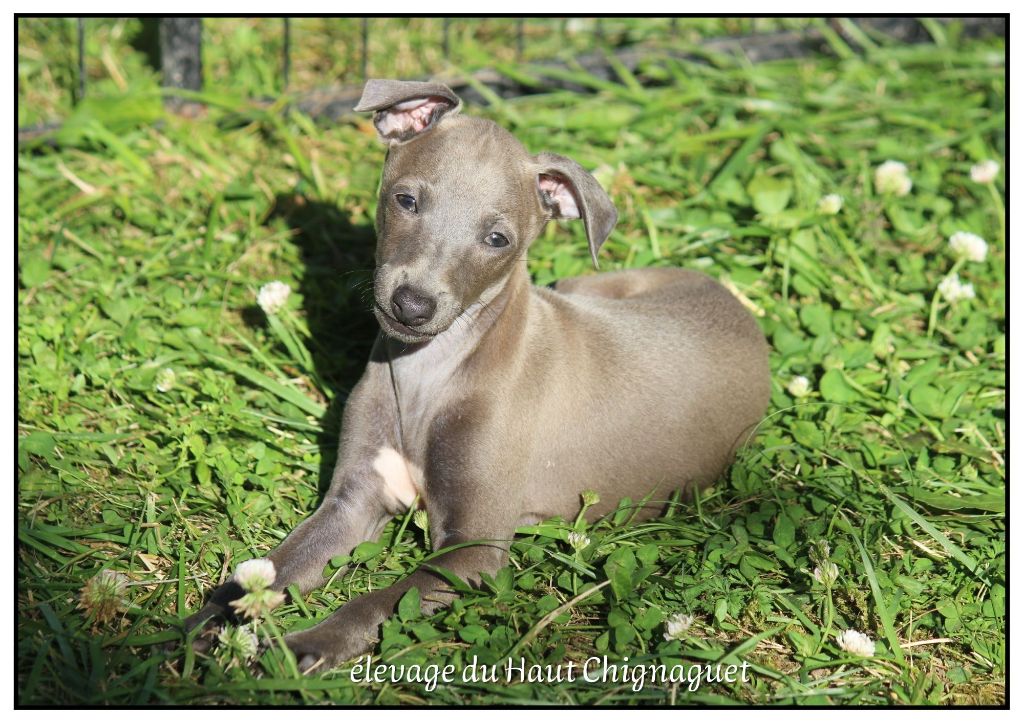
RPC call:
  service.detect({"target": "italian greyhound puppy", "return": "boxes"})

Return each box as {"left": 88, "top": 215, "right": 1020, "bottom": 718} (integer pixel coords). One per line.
{"left": 185, "top": 79, "right": 770, "bottom": 672}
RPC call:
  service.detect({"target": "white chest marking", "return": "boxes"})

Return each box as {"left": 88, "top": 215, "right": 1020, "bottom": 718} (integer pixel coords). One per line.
{"left": 373, "top": 447, "right": 424, "bottom": 509}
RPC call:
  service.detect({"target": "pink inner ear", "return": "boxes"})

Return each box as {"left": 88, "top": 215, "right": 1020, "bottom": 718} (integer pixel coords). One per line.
{"left": 538, "top": 174, "right": 581, "bottom": 219}
{"left": 376, "top": 96, "right": 451, "bottom": 139}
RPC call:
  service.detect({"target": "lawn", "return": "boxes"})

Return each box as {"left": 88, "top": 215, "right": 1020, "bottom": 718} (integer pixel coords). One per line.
{"left": 17, "top": 18, "right": 1005, "bottom": 705}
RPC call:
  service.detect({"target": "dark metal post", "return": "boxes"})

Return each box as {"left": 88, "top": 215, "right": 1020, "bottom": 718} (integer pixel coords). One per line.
{"left": 282, "top": 18, "right": 291, "bottom": 91}
{"left": 76, "top": 18, "right": 85, "bottom": 104}
{"left": 516, "top": 19, "right": 524, "bottom": 60}
{"left": 159, "top": 18, "right": 203, "bottom": 111}
{"left": 361, "top": 18, "right": 369, "bottom": 80}
{"left": 442, "top": 18, "right": 450, "bottom": 59}
{"left": 595, "top": 17, "right": 604, "bottom": 44}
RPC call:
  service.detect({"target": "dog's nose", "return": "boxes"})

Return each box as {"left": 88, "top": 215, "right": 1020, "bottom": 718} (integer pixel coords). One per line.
{"left": 390, "top": 285, "right": 437, "bottom": 327}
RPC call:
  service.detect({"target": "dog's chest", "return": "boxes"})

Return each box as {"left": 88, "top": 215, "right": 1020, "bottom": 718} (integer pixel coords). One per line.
{"left": 386, "top": 332, "right": 475, "bottom": 461}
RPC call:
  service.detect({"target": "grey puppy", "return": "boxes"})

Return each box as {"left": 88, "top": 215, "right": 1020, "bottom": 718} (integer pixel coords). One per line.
{"left": 185, "top": 79, "right": 770, "bottom": 672}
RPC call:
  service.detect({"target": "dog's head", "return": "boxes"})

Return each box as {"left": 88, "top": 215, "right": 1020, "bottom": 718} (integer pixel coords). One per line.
{"left": 355, "top": 79, "right": 617, "bottom": 343}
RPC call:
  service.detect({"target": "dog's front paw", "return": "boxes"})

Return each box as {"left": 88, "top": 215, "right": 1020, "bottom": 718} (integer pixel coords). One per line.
{"left": 180, "top": 580, "right": 246, "bottom": 653}
{"left": 283, "top": 632, "right": 329, "bottom": 675}
{"left": 283, "top": 629, "right": 340, "bottom": 675}
{"left": 284, "top": 623, "right": 378, "bottom": 675}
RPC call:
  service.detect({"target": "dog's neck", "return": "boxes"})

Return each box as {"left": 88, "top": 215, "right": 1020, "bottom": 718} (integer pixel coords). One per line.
{"left": 383, "top": 264, "right": 529, "bottom": 457}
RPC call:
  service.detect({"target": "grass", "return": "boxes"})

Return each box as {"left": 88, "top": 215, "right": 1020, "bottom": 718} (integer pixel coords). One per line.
{"left": 18, "top": 17, "right": 823, "bottom": 127}
{"left": 18, "top": 18, "right": 1005, "bottom": 706}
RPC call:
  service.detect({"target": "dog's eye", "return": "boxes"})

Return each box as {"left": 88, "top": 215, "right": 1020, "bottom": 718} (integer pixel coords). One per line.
{"left": 484, "top": 232, "right": 509, "bottom": 248}
{"left": 395, "top": 194, "right": 417, "bottom": 212}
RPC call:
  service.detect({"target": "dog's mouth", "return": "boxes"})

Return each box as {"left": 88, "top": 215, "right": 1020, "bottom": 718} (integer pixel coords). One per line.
{"left": 374, "top": 304, "right": 438, "bottom": 343}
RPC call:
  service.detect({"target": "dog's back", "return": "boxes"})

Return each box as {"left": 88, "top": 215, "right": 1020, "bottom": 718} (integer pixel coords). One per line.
{"left": 452, "top": 267, "right": 770, "bottom": 524}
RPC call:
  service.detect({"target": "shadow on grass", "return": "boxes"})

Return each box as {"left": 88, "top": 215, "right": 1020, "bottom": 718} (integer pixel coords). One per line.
{"left": 265, "top": 193, "right": 379, "bottom": 499}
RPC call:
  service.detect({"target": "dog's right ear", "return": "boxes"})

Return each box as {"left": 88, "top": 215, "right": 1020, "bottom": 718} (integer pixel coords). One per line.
{"left": 354, "top": 79, "right": 462, "bottom": 144}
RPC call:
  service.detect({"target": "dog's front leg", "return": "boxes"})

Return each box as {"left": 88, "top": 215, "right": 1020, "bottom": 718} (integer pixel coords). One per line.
{"left": 283, "top": 419, "right": 523, "bottom": 672}
{"left": 283, "top": 528, "right": 513, "bottom": 673}
{"left": 183, "top": 472, "right": 394, "bottom": 638}
{"left": 184, "top": 361, "right": 404, "bottom": 638}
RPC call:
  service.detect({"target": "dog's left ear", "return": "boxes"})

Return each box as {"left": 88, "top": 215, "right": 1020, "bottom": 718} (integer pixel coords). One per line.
{"left": 354, "top": 79, "right": 462, "bottom": 144}
{"left": 535, "top": 153, "right": 618, "bottom": 268}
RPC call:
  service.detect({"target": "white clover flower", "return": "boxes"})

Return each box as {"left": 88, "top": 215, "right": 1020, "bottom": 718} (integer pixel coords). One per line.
{"left": 949, "top": 231, "right": 988, "bottom": 263}
{"left": 663, "top": 613, "right": 695, "bottom": 641}
{"left": 218, "top": 625, "right": 259, "bottom": 660}
{"left": 787, "top": 375, "right": 811, "bottom": 398}
{"left": 566, "top": 18, "right": 589, "bottom": 34}
{"left": 817, "top": 194, "right": 843, "bottom": 215}
{"left": 837, "top": 629, "right": 875, "bottom": 657}
{"left": 874, "top": 160, "right": 913, "bottom": 197}
{"left": 230, "top": 589, "right": 286, "bottom": 620}
{"left": 257, "top": 281, "right": 291, "bottom": 315}
{"left": 813, "top": 561, "right": 840, "bottom": 587}
{"left": 567, "top": 531, "right": 591, "bottom": 551}
{"left": 233, "top": 558, "right": 276, "bottom": 592}
{"left": 154, "top": 368, "right": 176, "bottom": 393}
{"left": 230, "top": 560, "right": 286, "bottom": 620}
{"left": 938, "top": 273, "right": 976, "bottom": 303}
{"left": 742, "top": 98, "right": 783, "bottom": 113}
{"left": 79, "top": 570, "right": 130, "bottom": 624}
{"left": 809, "top": 540, "right": 832, "bottom": 565}
{"left": 970, "top": 159, "right": 999, "bottom": 184}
